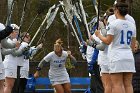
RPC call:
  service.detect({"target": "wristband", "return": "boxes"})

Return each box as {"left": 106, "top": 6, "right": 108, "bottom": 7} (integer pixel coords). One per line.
{"left": 36, "top": 67, "right": 41, "bottom": 71}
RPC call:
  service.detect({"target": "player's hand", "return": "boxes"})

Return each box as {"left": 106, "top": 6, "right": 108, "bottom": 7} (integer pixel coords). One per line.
{"left": 34, "top": 71, "right": 39, "bottom": 78}
{"left": 95, "top": 30, "right": 100, "bottom": 37}
{"left": 36, "top": 43, "right": 43, "bottom": 49}
{"left": 67, "top": 51, "right": 71, "bottom": 56}
{"left": 15, "top": 41, "right": 20, "bottom": 48}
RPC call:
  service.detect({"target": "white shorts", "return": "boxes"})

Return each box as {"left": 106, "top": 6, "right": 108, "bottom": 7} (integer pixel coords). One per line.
{"left": 5, "top": 68, "right": 17, "bottom": 78}
{"left": 0, "top": 69, "right": 5, "bottom": 80}
{"left": 100, "top": 65, "right": 109, "bottom": 73}
{"left": 109, "top": 60, "right": 136, "bottom": 73}
{"left": 20, "top": 70, "right": 29, "bottom": 79}
{"left": 51, "top": 79, "right": 70, "bottom": 86}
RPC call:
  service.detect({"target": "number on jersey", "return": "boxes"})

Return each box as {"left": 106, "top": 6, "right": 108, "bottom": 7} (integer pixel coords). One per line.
{"left": 120, "top": 30, "right": 132, "bottom": 45}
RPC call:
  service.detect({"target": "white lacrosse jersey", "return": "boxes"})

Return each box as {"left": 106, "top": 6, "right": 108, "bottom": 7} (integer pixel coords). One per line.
{"left": 107, "top": 19, "right": 136, "bottom": 62}
{"left": 16, "top": 42, "right": 29, "bottom": 69}
{"left": 3, "top": 38, "right": 18, "bottom": 69}
{"left": 43, "top": 51, "right": 70, "bottom": 81}
{"left": 16, "top": 42, "right": 29, "bottom": 67}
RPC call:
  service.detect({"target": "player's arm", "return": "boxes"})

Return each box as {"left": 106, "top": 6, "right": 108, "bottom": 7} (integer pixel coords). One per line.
{"left": 34, "top": 59, "right": 47, "bottom": 78}
{"left": 95, "top": 30, "right": 113, "bottom": 45}
{"left": 67, "top": 51, "right": 77, "bottom": 65}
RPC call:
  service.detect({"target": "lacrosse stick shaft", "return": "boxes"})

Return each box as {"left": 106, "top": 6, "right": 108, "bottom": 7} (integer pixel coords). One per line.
{"left": 78, "top": 0, "right": 91, "bottom": 38}
{"left": 73, "top": 15, "right": 84, "bottom": 44}
{"left": 92, "top": 0, "right": 98, "bottom": 15}
{"left": 20, "top": 14, "right": 39, "bottom": 44}
{"left": 97, "top": 0, "right": 101, "bottom": 30}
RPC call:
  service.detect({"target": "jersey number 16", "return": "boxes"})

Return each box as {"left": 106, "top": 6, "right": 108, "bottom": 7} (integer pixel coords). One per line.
{"left": 120, "top": 30, "right": 132, "bottom": 45}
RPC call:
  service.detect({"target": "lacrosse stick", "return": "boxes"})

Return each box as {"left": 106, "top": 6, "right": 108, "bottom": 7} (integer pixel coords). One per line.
{"left": 60, "top": 12, "right": 76, "bottom": 69}
{"left": 60, "top": 12, "right": 70, "bottom": 48}
{"left": 76, "top": 0, "right": 91, "bottom": 38}
{"left": 60, "top": 1, "right": 81, "bottom": 45}
{"left": 36, "top": 3, "right": 61, "bottom": 45}
{"left": 20, "top": 0, "right": 49, "bottom": 43}
{"left": 29, "top": 4, "right": 56, "bottom": 46}
{"left": 92, "top": 0, "right": 98, "bottom": 15}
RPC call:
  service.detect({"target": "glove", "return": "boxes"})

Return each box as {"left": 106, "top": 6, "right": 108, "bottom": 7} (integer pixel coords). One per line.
{"left": 86, "top": 39, "right": 97, "bottom": 48}
{"left": 79, "top": 45, "right": 87, "bottom": 59}
{"left": 29, "top": 46, "right": 38, "bottom": 58}
{"left": 79, "top": 44, "right": 87, "bottom": 54}
{"left": 88, "top": 63, "right": 94, "bottom": 74}
{"left": 22, "top": 46, "right": 30, "bottom": 59}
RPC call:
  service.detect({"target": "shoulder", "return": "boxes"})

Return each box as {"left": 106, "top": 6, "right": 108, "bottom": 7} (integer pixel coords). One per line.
{"left": 125, "top": 20, "right": 136, "bottom": 29}
{"left": 44, "top": 51, "right": 54, "bottom": 60}
{"left": 125, "top": 14, "right": 135, "bottom": 25}
{"left": 48, "top": 51, "right": 54, "bottom": 56}
{"left": 62, "top": 51, "right": 68, "bottom": 55}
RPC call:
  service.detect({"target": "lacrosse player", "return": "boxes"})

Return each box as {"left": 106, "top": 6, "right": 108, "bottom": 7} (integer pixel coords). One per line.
{"left": 11, "top": 32, "right": 42, "bottom": 93}
{"left": 34, "top": 39, "right": 76, "bottom": 93}
{"left": 95, "top": 2, "right": 136, "bottom": 93}
{"left": 3, "top": 24, "right": 20, "bottom": 93}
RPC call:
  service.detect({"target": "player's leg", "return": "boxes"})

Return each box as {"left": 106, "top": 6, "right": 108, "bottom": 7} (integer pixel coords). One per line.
{"left": 53, "top": 84, "right": 64, "bottom": 93}
{"left": 110, "top": 73, "right": 124, "bottom": 93}
{"left": 101, "top": 73, "right": 112, "bottom": 93}
{"left": 0, "top": 69, "right": 5, "bottom": 93}
{"left": 4, "top": 69, "right": 16, "bottom": 93}
{"left": 63, "top": 83, "right": 71, "bottom": 93}
{"left": 123, "top": 72, "right": 133, "bottom": 93}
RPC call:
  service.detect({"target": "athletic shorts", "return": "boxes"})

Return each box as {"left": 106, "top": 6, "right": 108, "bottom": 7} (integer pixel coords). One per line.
{"left": 5, "top": 68, "right": 17, "bottom": 78}
{"left": 100, "top": 65, "right": 109, "bottom": 73}
{"left": 109, "top": 60, "right": 136, "bottom": 73}
{"left": 51, "top": 79, "right": 70, "bottom": 86}
{"left": 20, "top": 70, "right": 29, "bottom": 79}
{"left": 0, "top": 69, "right": 5, "bottom": 80}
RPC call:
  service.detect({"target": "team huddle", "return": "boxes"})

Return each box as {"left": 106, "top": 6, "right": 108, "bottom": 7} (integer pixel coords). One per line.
{"left": 0, "top": 0, "right": 138, "bottom": 93}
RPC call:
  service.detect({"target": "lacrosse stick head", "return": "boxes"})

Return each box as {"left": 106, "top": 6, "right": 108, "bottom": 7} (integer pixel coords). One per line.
{"left": 88, "top": 17, "right": 98, "bottom": 35}
{"left": 62, "top": 0, "right": 74, "bottom": 22}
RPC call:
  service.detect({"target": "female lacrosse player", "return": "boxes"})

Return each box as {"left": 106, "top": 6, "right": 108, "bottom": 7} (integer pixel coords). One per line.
{"left": 95, "top": 2, "right": 136, "bottom": 93}
{"left": 3, "top": 24, "right": 20, "bottom": 93}
{"left": 34, "top": 39, "right": 76, "bottom": 93}
{"left": 0, "top": 23, "right": 13, "bottom": 93}
{"left": 11, "top": 32, "right": 42, "bottom": 93}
